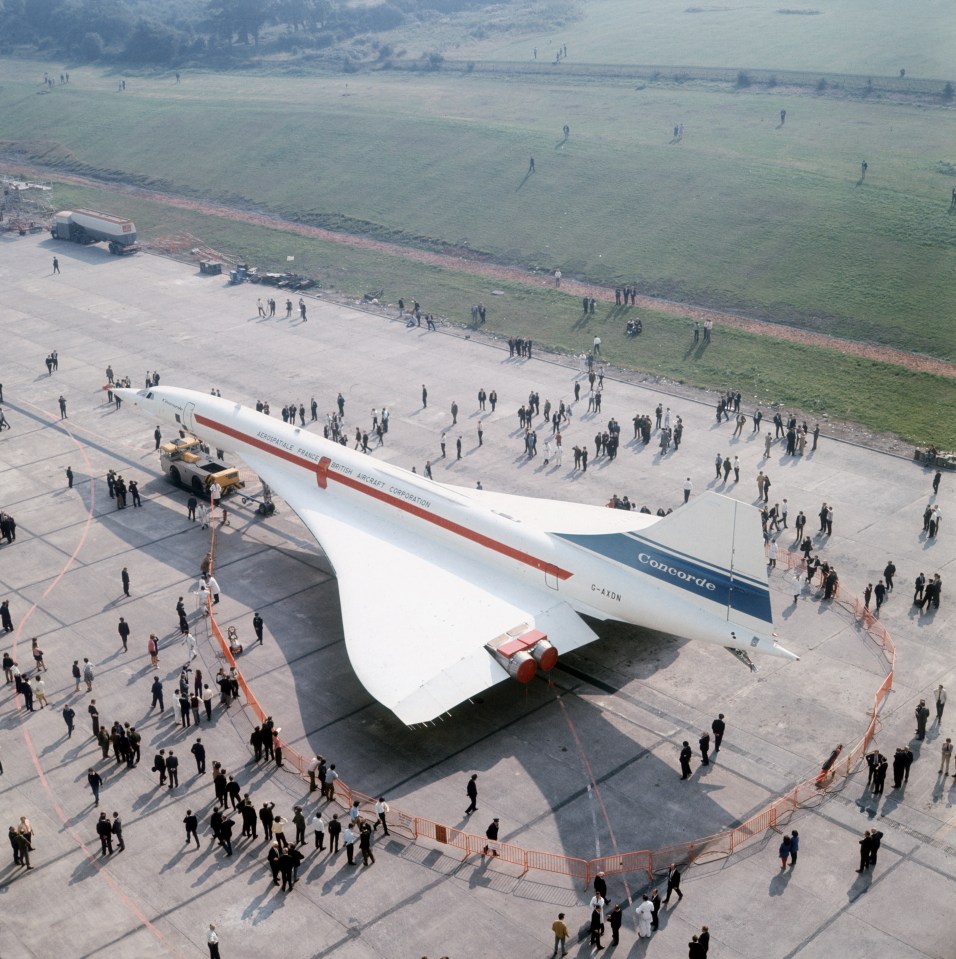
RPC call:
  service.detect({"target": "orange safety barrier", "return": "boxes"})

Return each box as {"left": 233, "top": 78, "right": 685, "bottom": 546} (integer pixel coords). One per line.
{"left": 526, "top": 848, "right": 590, "bottom": 882}
{"left": 201, "top": 510, "right": 895, "bottom": 889}
{"left": 589, "top": 850, "right": 653, "bottom": 881}
{"left": 415, "top": 817, "right": 470, "bottom": 856}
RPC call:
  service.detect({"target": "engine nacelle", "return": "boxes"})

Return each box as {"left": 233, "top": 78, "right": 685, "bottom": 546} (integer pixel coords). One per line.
{"left": 486, "top": 626, "right": 558, "bottom": 684}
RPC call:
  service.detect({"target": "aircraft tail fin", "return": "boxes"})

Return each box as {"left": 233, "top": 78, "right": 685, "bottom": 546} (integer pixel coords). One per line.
{"left": 632, "top": 492, "right": 772, "bottom": 630}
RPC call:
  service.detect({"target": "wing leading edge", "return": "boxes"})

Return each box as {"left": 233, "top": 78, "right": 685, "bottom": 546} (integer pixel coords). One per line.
{"left": 294, "top": 506, "right": 597, "bottom": 725}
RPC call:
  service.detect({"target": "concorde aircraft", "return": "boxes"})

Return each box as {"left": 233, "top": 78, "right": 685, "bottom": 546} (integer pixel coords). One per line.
{"left": 117, "top": 386, "right": 797, "bottom": 725}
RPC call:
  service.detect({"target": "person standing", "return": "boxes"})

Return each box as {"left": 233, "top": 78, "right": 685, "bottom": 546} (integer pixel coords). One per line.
{"left": 940, "top": 738, "right": 953, "bottom": 776}
{"left": 153, "top": 749, "right": 168, "bottom": 786}
{"left": 465, "top": 773, "right": 478, "bottom": 814}
{"left": 311, "top": 810, "right": 326, "bottom": 850}
{"left": 343, "top": 824, "right": 356, "bottom": 865}
{"left": 359, "top": 822, "right": 375, "bottom": 865}
{"left": 207, "top": 924, "right": 221, "bottom": 959}
{"left": 112, "top": 812, "right": 125, "bottom": 852}
{"left": 97, "top": 812, "right": 114, "bottom": 855}
{"left": 63, "top": 703, "right": 76, "bottom": 738}
{"left": 147, "top": 634, "right": 159, "bottom": 669}
{"left": 679, "top": 741, "right": 693, "bottom": 779}
{"left": 421, "top": 385, "right": 428, "bottom": 408}
{"left": 166, "top": 750, "right": 179, "bottom": 788}
{"left": 66, "top": 466, "right": 74, "bottom": 488}
{"left": 857, "top": 830, "right": 873, "bottom": 872}
{"left": 327, "top": 812, "right": 341, "bottom": 853}
{"left": 778, "top": 834, "right": 792, "bottom": 869}
{"left": 83, "top": 658, "right": 94, "bottom": 692}
{"left": 868, "top": 829, "right": 883, "bottom": 869}
{"left": 635, "top": 894, "right": 654, "bottom": 937}
{"left": 89, "top": 700, "right": 100, "bottom": 737}
{"left": 151, "top": 677, "right": 164, "bottom": 712}
{"left": 588, "top": 908, "right": 604, "bottom": 949}
{"left": 253, "top": 612, "right": 264, "bottom": 645}
{"left": 651, "top": 888, "right": 661, "bottom": 929}
{"left": 699, "top": 732, "right": 711, "bottom": 765}
{"left": 935, "top": 684, "right": 947, "bottom": 723}
{"left": 121, "top": 567, "right": 130, "bottom": 597}
{"left": 699, "top": 926, "right": 711, "bottom": 956}
{"left": 551, "top": 913, "right": 569, "bottom": 957}
{"left": 915, "top": 699, "right": 931, "bottom": 739}
{"left": 293, "top": 806, "right": 306, "bottom": 846}
{"left": 53, "top": 256, "right": 60, "bottom": 274}
{"left": 789, "top": 830, "right": 800, "bottom": 864}
{"left": 218, "top": 817, "right": 234, "bottom": 856}
{"left": 608, "top": 903, "right": 623, "bottom": 945}
{"left": 191, "top": 738, "right": 206, "bottom": 774}
{"left": 88, "top": 768, "right": 102, "bottom": 806}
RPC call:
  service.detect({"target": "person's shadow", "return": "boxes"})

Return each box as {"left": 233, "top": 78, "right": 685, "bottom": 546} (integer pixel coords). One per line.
{"left": 769, "top": 867, "right": 793, "bottom": 896}
{"left": 516, "top": 169, "right": 534, "bottom": 191}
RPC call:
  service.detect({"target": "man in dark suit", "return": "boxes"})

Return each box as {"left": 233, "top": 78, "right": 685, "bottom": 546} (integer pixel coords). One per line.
{"left": 868, "top": 830, "right": 884, "bottom": 868}
{"left": 679, "top": 742, "right": 693, "bottom": 779}
{"left": 191, "top": 738, "right": 206, "bottom": 774}
{"left": 857, "top": 831, "right": 873, "bottom": 871}
{"left": 183, "top": 810, "right": 200, "bottom": 848}
{"left": 711, "top": 714, "right": 725, "bottom": 752}
{"left": 465, "top": 773, "right": 478, "bottom": 814}
{"left": 166, "top": 750, "right": 179, "bottom": 788}
{"left": 664, "top": 864, "right": 683, "bottom": 903}
{"left": 153, "top": 749, "right": 167, "bottom": 785}
{"left": 97, "top": 812, "right": 114, "bottom": 855}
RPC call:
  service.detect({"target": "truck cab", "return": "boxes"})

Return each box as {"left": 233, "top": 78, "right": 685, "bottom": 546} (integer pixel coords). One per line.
{"left": 159, "top": 440, "right": 244, "bottom": 496}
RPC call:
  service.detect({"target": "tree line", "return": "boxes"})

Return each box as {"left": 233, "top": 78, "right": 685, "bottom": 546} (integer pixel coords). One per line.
{"left": 0, "top": 0, "right": 492, "bottom": 65}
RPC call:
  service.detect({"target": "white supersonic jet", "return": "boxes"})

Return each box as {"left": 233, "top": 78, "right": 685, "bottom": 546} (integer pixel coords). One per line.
{"left": 118, "top": 386, "right": 797, "bottom": 725}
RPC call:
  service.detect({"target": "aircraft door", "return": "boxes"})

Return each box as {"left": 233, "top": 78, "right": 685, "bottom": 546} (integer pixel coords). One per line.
{"left": 180, "top": 402, "right": 196, "bottom": 431}
{"left": 544, "top": 565, "right": 559, "bottom": 590}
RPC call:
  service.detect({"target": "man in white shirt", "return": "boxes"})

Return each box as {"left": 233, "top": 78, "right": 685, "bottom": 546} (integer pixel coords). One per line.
{"left": 374, "top": 798, "right": 390, "bottom": 836}
{"left": 206, "top": 923, "right": 220, "bottom": 958}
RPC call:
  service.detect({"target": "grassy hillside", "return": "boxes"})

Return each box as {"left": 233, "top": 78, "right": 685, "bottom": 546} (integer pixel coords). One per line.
{"left": 2, "top": 63, "right": 954, "bottom": 358}
{"left": 448, "top": 0, "right": 956, "bottom": 79}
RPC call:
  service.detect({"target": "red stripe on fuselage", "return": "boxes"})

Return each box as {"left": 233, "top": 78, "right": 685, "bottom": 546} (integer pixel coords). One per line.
{"left": 196, "top": 412, "right": 573, "bottom": 580}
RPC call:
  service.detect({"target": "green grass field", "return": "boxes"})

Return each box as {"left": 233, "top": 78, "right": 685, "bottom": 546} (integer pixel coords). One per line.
{"left": 2, "top": 62, "right": 955, "bottom": 359}
{"left": 449, "top": 0, "right": 956, "bottom": 78}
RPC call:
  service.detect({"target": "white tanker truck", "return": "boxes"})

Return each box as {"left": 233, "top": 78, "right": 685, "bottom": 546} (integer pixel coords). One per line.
{"left": 50, "top": 208, "right": 140, "bottom": 254}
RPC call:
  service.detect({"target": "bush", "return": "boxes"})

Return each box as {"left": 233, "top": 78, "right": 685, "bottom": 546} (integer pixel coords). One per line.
{"left": 767, "top": 75, "right": 777, "bottom": 88}
{"left": 736, "top": 70, "right": 751, "bottom": 88}
{"left": 815, "top": 77, "right": 827, "bottom": 92}
{"left": 944, "top": 82, "right": 954, "bottom": 102}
